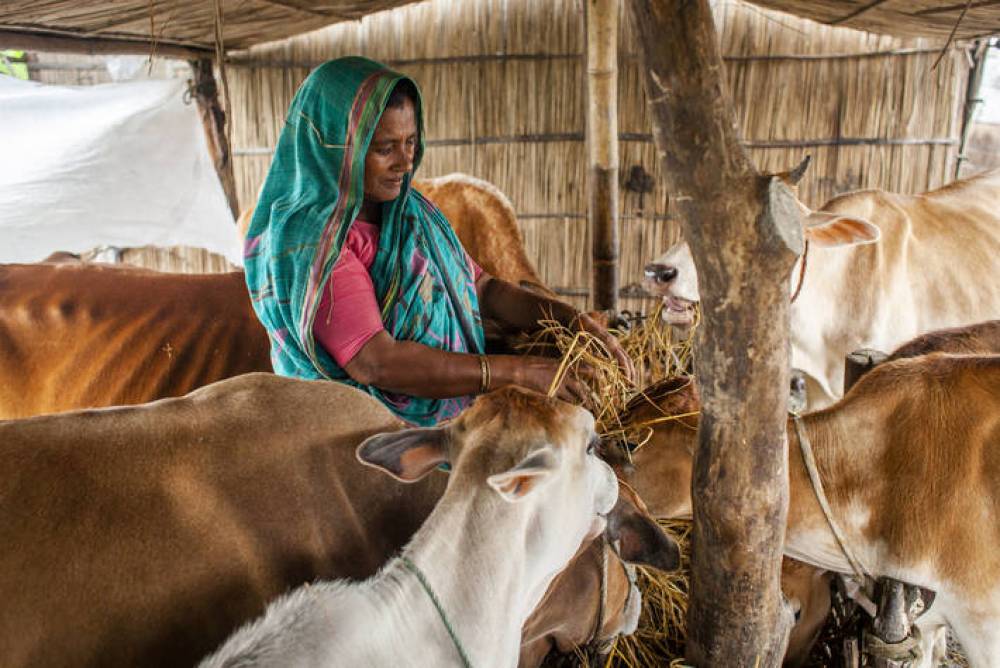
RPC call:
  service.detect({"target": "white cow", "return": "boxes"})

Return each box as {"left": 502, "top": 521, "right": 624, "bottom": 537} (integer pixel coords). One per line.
{"left": 644, "top": 161, "right": 1000, "bottom": 408}
{"left": 200, "top": 387, "right": 622, "bottom": 668}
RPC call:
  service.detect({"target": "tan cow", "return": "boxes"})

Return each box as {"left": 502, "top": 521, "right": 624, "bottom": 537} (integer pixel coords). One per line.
{"left": 0, "top": 373, "right": 678, "bottom": 668}
{"left": 644, "top": 165, "right": 1000, "bottom": 409}
{"left": 615, "top": 354, "right": 1000, "bottom": 667}
{"left": 238, "top": 172, "right": 550, "bottom": 292}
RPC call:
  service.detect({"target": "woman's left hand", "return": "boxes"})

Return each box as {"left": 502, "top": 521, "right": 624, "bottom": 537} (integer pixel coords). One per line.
{"left": 574, "top": 312, "right": 635, "bottom": 385}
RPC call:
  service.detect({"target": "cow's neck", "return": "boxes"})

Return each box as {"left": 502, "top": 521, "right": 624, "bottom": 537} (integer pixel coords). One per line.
{"left": 371, "top": 476, "right": 564, "bottom": 667}
{"left": 784, "top": 412, "right": 881, "bottom": 576}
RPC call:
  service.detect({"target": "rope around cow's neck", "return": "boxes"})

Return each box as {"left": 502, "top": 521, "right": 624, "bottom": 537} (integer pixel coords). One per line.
{"left": 789, "top": 238, "right": 810, "bottom": 304}
{"left": 400, "top": 555, "right": 474, "bottom": 668}
{"left": 792, "top": 415, "right": 872, "bottom": 582}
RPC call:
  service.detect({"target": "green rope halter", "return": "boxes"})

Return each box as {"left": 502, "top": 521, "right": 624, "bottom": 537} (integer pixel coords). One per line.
{"left": 400, "top": 555, "right": 474, "bottom": 668}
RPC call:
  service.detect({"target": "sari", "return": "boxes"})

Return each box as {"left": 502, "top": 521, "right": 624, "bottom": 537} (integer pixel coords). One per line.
{"left": 243, "top": 57, "right": 485, "bottom": 426}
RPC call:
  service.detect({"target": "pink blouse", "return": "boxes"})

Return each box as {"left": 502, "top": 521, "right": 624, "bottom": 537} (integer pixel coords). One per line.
{"left": 313, "top": 220, "right": 482, "bottom": 367}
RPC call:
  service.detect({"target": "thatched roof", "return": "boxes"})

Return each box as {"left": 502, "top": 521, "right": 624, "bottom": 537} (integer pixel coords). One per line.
{"left": 748, "top": 1, "right": 1000, "bottom": 41}
{"left": 0, "top": 0, "right": 998, "bottom": 58}
{"left": 0, "top": 1, "right": 424, "bottom": 57}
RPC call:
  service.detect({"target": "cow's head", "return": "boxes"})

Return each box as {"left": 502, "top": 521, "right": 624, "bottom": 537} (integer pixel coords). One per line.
{"left": 643, "top": 156, "right": 880, "bottom": 328}
{"left": 357, "top": 387, "right": 620, "bottom": 608}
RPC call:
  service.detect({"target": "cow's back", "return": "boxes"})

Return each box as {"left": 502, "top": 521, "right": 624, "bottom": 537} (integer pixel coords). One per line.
{"left": 0, "top": 373, "right": 439, "bottom": 668}
{"left": 791, "top": 170, "right": 1000, "bottom": 406}
{"left": 0, "top": 263, "right": 272, "bottom": 418}
{"left": 415, "top": 174, "right": 548, "bottom": 290}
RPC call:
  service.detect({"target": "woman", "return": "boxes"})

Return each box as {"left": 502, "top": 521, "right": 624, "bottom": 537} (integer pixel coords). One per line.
{"left": 245, "top": 57, "right": 633, "bottom": 426}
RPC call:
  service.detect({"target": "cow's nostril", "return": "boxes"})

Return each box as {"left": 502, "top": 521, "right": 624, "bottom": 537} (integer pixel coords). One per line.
{"left": 643, "top": 264, "right": 678, "bottom": 283}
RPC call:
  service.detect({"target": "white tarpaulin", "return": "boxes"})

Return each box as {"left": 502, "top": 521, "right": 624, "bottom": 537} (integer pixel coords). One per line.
{"left": 0, "top": 75, "right": 241, "bottom": 265}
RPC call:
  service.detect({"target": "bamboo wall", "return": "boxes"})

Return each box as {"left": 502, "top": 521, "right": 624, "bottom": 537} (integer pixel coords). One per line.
{"left": 227, "top": 0, "right": 970, "bottom": 311}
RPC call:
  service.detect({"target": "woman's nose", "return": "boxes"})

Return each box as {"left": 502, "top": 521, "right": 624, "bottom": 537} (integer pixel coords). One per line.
{"left": 395, "top": 147, "right": 414, "bottom": 171}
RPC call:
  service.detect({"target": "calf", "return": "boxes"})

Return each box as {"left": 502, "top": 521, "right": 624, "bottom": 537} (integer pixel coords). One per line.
{"left": 200, "top": 386, "right": 626, "bottom": 666}
{"left": 0, "top": 373, "right": 677, "bottom": 668}
{"left": 617, "top": 355, "right": 1000, "bottom": 666}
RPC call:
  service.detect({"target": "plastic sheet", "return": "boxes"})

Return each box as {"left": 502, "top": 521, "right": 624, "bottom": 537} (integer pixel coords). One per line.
{"left": 0, "top": 75, "right": 241, "bottom": 265}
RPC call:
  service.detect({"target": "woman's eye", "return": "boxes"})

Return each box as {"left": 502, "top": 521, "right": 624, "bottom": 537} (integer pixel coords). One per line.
{"left": 376, "top": 147, "right": 393, "bottom": 156}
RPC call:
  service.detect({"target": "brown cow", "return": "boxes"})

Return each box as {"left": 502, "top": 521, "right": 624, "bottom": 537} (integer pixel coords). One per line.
{"left": 615, "top": 354, "right": 1000, "bottom": 667}
{"left": 0, "top": 373, "right": 678, "bottom": 668}
{"left": 886, "top": 319, "right": 1000, "bottom": 362}
{"left": 0, "top": 175, "right": 556, "bottom": 419}
{"left": 0, "top": 262, "right": 271, "bottom": 419}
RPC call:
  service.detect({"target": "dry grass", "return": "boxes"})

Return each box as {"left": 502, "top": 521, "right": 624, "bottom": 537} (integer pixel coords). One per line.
{"left": 525, "top": 311, "right": 698, "bottom": 667}
{"left": 601, "top": 519, "right": 693, "bottom": 668}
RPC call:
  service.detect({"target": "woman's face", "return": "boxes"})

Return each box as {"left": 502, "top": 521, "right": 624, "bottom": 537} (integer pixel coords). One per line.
{"left": 364, "top": 97, "right": 417, "bottom": 203}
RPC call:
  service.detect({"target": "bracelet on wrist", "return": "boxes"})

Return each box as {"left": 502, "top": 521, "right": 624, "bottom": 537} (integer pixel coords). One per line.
{"left": 478, "top": 354, "right": 491, "bottom": 394}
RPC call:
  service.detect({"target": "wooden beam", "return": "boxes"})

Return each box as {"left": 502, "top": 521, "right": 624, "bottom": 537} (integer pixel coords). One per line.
{"left": 627, "top": 0, "right": 798, "bottom": 663}
{"left": 253, "top": 0, "right": 351, "bottom": 20}
{"left": 190, "top": 59, "right": 240, "bottom": 221}
{"left": 0, "top": 28, "right": 211, "bottom": 60}
{"left": 584, "top": 0, "right": 620, "bottom": 313}
{"left": 913, "top": 0, "right": 1000, "bottom": 16}
{"left": 829, "top": 0, "right": 893, "bottom": 25}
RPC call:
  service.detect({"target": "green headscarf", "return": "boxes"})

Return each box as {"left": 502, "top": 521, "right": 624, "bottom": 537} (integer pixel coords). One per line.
{"left": 244, "top": 57, "right": 485, "bottom": 426}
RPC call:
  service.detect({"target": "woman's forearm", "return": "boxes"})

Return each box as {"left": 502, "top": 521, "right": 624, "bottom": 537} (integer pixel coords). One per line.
{"left": 344, "top": 331, "right": 520, "bottom": 399}
{"left": 477, "top": 274, "right": 578, "bottom": 333}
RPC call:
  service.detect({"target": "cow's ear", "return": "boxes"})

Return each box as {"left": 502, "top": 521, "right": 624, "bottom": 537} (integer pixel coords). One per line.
{"left": 487, "top": 447, "right": 559, "bottom": 502}
{"left": 605, "top": 486, "right": 681, "bottom": 572}
{"left": 357, "top": 427, "right": 449, "bottom": 482}
{"left": 804, "top": 211, "right": 880, "bottom": 248}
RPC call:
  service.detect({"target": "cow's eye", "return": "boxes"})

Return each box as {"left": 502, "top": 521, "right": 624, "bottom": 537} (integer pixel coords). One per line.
{"left": 586, "top": 438, "right": 598, "bottom": 456}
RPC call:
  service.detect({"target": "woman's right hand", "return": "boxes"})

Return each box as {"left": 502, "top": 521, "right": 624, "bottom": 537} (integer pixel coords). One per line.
{"left": 492, "top": 355, "right": 594, "bottom": 406}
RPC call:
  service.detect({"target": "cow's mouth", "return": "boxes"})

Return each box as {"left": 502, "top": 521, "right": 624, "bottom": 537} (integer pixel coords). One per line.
{"left": 660, "top": 296, "right": 696, "bottom": 326}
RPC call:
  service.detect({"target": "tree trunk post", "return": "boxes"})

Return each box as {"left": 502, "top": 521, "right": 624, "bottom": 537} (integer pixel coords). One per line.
{"left": 585, "top": 0, "right": 620, "bottom": 314}
{"left": 626, "top": 0, "right": 800, "bottom": 663}
{"left": 190, "top": 58, "right": 240, "bottom": 221}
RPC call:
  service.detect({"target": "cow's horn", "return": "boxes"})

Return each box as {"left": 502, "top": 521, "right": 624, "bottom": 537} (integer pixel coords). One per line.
{"left": 788, "top": 155, "right": 812, "bottom": 184}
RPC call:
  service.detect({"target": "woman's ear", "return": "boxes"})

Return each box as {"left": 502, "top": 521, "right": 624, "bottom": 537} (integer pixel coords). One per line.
{"left": 357, "top": 427, "right": 449, "bottom": 482}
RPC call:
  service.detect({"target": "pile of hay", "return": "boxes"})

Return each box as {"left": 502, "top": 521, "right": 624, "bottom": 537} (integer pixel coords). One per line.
{"left": 600, "top": 519, "right": 692, "bottom": 668}
{"left": 523, "top": 306, "right": 699, "bottom": 668}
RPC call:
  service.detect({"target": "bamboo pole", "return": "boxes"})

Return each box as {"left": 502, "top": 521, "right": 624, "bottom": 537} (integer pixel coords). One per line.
{"left": 585, "top": 0, "right": 620, "bottom": 313}
{"left": 956, "top": 40, "right": 988, "bottom": 178}
{"left": 190, "top": 58, "right": 240, "bottom": 221}
{"left": 0, "top": 29, "right": 211, "bottom": 60}
{"left": 627, "top": 0, "right": 798, "bottom": 663}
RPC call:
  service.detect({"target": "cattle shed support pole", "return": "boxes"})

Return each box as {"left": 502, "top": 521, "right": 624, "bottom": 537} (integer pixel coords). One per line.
{"left": 627, "top": 0, "right": 799, "bottom": 663}
{"left": 585, "top": 0, "right": 620, "bottom": 313}
{"left": 190, "top": 58, "right": 240, "bottom": 221}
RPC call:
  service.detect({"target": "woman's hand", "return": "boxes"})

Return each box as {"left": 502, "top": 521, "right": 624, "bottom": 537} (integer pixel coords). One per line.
{"left": 492, "top": 355, "right": 594, "bottom": 405}
{"left": 574, "top": 312, "right": 636, "bottom": 384}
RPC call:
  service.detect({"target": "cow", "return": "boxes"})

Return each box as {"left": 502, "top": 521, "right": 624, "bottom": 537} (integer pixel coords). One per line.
{"left": 0, "top": 373, "right": 679, "bottom": 668}
{"left": 198, "top": 385, "right": 628, "bottom": 667}
{"left": 0, "top": 174, "right": 555, "bottom": 419}
{"left": 612, "top": 354, "right": 1000, "bottom": 667}
{"left": 643, "top": 164, "right": 1000, "bottom": 409}
{"left": 0, "top": 262, "right": 271, "bottom": 419}
{"left": 238, "top": 172, "right": 550, "bottom": 293}
{"left": 885, "top": 319, "right": 1000, "bottom": 363}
